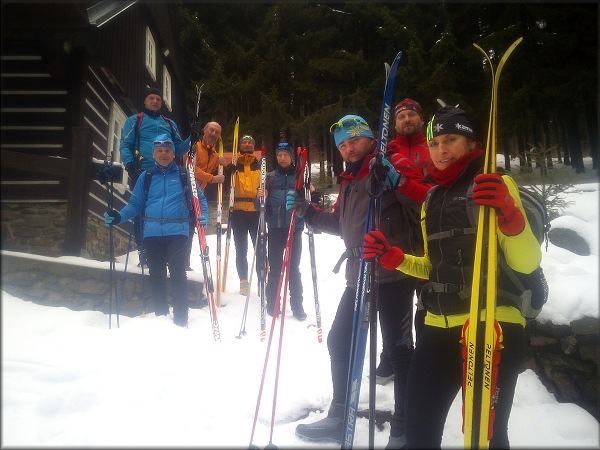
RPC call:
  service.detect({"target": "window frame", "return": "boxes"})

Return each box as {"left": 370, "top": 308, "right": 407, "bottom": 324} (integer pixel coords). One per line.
{"left": 145, "top": 26, "right": 156, "bottom": 81}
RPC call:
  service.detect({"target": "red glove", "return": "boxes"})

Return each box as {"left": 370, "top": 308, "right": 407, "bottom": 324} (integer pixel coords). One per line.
{"left": 472, "top": 173, "right": 525, "bottom": 236}
{"left": 363, "top": 230, "right": 405, "bottom": 270}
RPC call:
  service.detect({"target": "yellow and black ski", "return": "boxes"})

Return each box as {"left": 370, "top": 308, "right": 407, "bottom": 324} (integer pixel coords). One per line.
{"left": 462, "top": 36, "right": 522, "bottom": 449}
{"left": 215, "top": 136, "right": 224, "bottom": 306}
{"left": 222, "top": 117, "right": 239, "bottom": 292}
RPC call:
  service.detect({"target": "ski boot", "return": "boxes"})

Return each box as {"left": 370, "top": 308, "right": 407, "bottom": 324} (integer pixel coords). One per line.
{"left": 295, "top": 402, "right": 344, "bottom": 443}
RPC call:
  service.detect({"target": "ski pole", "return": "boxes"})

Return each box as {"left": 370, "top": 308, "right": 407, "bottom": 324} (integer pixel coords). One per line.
{"left": 249, "top": 146, "right": 307, "bottom": 448}
{"left": 97, "top": 153, "right": 119, "bottom": 329}
{"left": 303, "top": 147, "right": 322, "bottom": 342}
{"left": 237, "top": 225, "right": 260, "bottom": 339}
{"left": 116, "top": 221, "right": 134, "bottom": 319}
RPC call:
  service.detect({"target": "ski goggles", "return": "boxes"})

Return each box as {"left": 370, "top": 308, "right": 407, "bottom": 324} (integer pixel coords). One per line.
{"left": 240, "top": 134, "right": 255, "bottom": 144}
{"left": 153, "top": 139, "right": 175, "bottom": 150}
{"left": 329, "top": 116, "right": 369, "bottom": 134}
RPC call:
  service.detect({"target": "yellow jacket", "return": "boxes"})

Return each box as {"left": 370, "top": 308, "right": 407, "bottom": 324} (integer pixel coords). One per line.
{"left": 232, "top": 152, "right": 260, "bottom": 212}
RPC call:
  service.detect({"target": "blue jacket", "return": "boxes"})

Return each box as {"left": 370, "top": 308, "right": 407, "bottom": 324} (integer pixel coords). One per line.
{"left": 119, "top": 109, "right": 190, "bottom": 170}
{"left": 118, "top": 162, "right": 208, "bottom": 239}
{"left": 265, "top": 165, "right": 305, "bottom": 231}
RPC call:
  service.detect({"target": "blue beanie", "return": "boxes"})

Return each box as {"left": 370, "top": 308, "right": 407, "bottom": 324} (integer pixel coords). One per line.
{"left": 153, "top": 133, "right": 174, "bottom": 151}
{"left": 330, "top": 114, "right": 374, "bottom": 147}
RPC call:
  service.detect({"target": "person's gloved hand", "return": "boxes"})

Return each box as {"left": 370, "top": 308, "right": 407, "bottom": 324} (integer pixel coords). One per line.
{"left": 198, "top": 214, "right": 208, "bottom": 227}
{"left": 363, "top": 230, "right": 405, "bottom": 270}
{"left": 104, "top": 211, "right": 121, "bottom": 227}
{"left": 369, "top": 157, "right": 404, "bottom": 190}
{"left": 472, "top": 173, "right": 525, "bottom": 235}
{"left": 190, "top": 122, "right": 203, "bottom": 141}
{"left": 125, "top": 161, "right": 143, "bottom": 180}
{"left": 286, "top": 189, "right": 311, "bottom": 218}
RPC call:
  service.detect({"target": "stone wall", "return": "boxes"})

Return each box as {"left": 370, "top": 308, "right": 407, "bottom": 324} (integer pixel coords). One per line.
{"left": 524, "top": 317, "right": 599, "bottom": 421}
{"left": 1, "top": 203, "right": 131, "bottom": 260}
{"left": 1, "top": 251, "right": 206, "bottom": 317}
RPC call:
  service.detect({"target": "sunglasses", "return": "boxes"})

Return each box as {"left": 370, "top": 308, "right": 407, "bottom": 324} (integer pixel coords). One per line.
{"left": 329, "top": 117, "right": 368, "bottom": 134}
{"left": 153, "top": 140, "right": 174, "bottom": 148}
{"left": 241, "top": 135, "right": 255, "bottom": 142}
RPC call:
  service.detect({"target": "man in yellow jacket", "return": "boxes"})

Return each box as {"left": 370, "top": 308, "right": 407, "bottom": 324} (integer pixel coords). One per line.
{"left": 227, "top": 134, "right": 261, "bottom": 295}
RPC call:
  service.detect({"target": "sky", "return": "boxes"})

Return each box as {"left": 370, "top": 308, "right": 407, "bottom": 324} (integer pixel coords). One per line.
{"left": 2, "top": 159, "right": 599, "bottom": 449}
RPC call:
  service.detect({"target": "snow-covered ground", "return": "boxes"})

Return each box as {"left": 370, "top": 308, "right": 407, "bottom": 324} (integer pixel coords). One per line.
{"left": 2, "top": 158, "right": 598, "bottom": 448}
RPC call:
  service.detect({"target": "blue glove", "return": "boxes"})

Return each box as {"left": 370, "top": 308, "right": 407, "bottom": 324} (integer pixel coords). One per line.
{"left": 286, "top": 190, "right": 297, "bottom": 211}
{"left": 369, "top": 157, "right": 401, "bottom": 190}
{"left": 198, "top": 214, "right": 208, "bottom": 226}
{"left": 104, "top": 211, "right": 121, "bottom": 227}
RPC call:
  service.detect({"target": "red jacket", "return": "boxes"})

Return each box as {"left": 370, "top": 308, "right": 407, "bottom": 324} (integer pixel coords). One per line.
{"left": 387, "top": 132, "right": 435, "bottom": 203}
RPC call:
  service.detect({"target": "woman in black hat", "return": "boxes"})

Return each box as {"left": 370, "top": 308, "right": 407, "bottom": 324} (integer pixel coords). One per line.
{"left": 363, "top": 106, "right": 542, "bottom": 448}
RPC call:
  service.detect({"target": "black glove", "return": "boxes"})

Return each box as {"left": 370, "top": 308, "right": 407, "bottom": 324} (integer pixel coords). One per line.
{"left": 286, "top": 189, "right": 312, "bottom": 218}
{"left": 125, "top": 161, "right": 143, "bottom": 181}
{"left": 190, "top": 122, "right": 203, "bottom": 142}
{"left": 96, "top": 162, "right": 116, "bottom": 185}
{"left": 104, "top": 210, "right": 121, "bottom": 227}
{"left": 225, "top": 163, "right": 237, "bottom": 174}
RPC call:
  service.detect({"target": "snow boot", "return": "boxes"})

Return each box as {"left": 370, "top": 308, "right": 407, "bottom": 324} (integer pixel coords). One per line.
{"left": 293, "top": 307, "right": 307, "bottom": 321}
{"left": 239, "top": 279, "right": 249, "bottom": 296}
{"left": 386, "top": 433, "right": 407, "bottom": 449}
{"left": 295, "top": 402, "right": 344, "bottom": 443}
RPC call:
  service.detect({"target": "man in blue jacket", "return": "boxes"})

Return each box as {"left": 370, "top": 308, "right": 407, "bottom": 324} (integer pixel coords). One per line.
{"left": 257, "top": 143, "right": 307, "bottom": 321}
{"left": 105, "top": 134, "right": 209, "bottom": 327}
{"left": 119, "top": 86, "right": 202, "bottom": 266}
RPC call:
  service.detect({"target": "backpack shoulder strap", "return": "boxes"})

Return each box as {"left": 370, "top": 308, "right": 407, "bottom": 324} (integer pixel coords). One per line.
{"left": 163, "top": 116, "right": 176, "bottom": 136}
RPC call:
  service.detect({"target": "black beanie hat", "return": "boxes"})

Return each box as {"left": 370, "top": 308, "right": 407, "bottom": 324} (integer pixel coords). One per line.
{"left": 275, "top": 142, "right": 295, "bottom": 164}
{"left": 144, "top": 85, "right": 162, "bottom": 100}
{"left": 426, "top": 106, "right": 475, "bottom": 141}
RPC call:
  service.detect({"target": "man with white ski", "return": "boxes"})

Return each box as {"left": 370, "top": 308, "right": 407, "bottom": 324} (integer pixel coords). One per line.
{"left": 290, "top": 115, "right": 423, "bottom": 448}
{"left": 225, "top": 134, "right": 262, "bottom": 296}
{"left": 188, "top": 121, "right": 226, "bottom": 270}
{"left": 363, "top": 106, "right": 541, "bottom": 448}
{"left": 104, "top": 135, "right": 209, "bottom": 327}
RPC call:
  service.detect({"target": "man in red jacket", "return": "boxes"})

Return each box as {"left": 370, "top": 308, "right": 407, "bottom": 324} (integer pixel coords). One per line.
{"left": 375, "top": 99, "right": 435, "bottom": 401}
{"left": 388, "top": 99, "right": 431, "bottom": 176}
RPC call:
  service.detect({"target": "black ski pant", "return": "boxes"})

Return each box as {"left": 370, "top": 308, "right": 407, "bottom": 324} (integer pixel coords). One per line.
{"left": 231, "top": 210, "right": 261, "bottom": 281}
{"left": 265, "top": 227, "right": 303, "bottom": 314}
{"left": 327, "top": 279, "right": 415, "bottom": 434}
{"left": 404, "top": 321, "right": 524, "bottom": 449}
{"left": 378, "top": 277, "right": 417, "bottom": 437}
{"left": 143, "top": 235, "right": 189, "bottom": 323}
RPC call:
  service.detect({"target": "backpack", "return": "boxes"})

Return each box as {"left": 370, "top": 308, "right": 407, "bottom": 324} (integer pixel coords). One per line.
{"left": 425, "top": 176, "right": 550, "bottom": 319}
{"left": 141, "top": 166, "right": 196, "bottom": 231}
{"left": 492, "top": 184, "right": 550, "bottom": 319}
